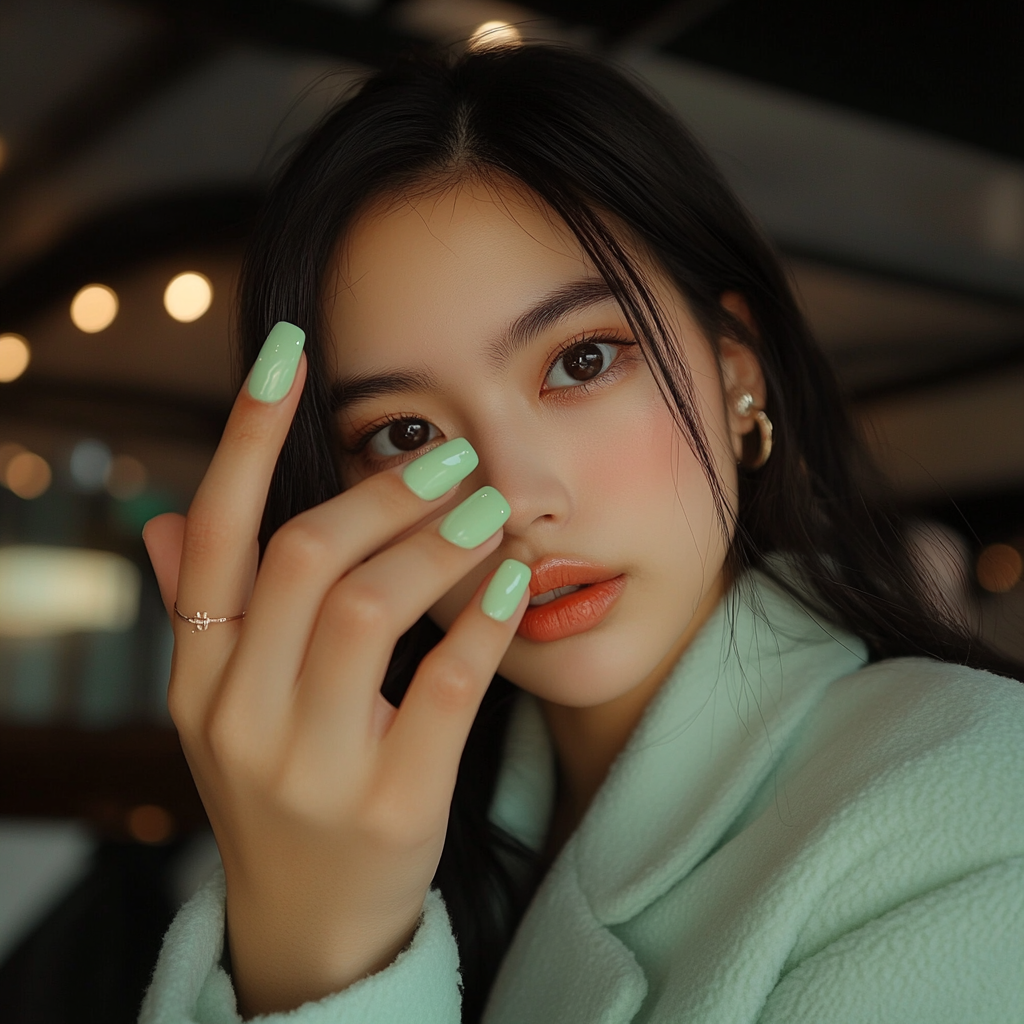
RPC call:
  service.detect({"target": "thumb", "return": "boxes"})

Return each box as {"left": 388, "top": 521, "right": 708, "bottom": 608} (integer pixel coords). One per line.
{"left": 142, "top": 512, "right": 186, "bottom": 619}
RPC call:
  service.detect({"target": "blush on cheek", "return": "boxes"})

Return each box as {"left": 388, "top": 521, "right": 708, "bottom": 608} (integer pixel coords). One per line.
{"left": 598, "top": 391, "right": 727, "bottom": 576}
{"left": 580, "top": 390, "right": 700, "bottom": 505}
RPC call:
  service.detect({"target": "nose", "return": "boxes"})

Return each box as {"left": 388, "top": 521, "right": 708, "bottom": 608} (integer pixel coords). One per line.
{"left": 470, "top": 429, "right": 573, "bottom": 539}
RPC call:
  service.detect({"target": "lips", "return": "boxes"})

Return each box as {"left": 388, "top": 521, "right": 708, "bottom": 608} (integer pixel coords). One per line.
{"left": 529, "top": 584, "right": 583, "bottom": 607}
{"left": 517, "top": 558, "right": 626, "bottom": 643}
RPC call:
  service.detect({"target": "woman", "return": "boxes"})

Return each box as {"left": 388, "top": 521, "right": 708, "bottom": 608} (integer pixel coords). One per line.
{"left": 139, "top": 44, "right": 1024, "bottom": 1024}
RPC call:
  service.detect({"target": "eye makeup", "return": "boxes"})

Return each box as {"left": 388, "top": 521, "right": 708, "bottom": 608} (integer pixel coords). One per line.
{"left": 337, "top": 330, "right": 639, "bottom": 466}
{"left": 541, "top": 334, "right": 637, "bottom": 397}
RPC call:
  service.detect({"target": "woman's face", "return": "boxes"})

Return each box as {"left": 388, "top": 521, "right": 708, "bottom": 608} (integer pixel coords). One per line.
{"left": 327, "top": 178, "right": 759, "bottom": 709}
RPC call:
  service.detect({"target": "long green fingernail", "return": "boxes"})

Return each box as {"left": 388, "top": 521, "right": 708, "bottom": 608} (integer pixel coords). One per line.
{"left": 248, "top": 321, "right": 305, "bottom": 402}
{"left": 439, "top": 487, "right": 510, "bottom": 548}
{"left": 402, "top": 438, "right": 479, "bottom": 500}
{"left": 482, "top": 559, "right": 531, "bottom": 622}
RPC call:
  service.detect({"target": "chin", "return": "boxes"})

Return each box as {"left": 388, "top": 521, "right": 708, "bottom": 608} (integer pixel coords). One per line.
{"left": 498, "top": 623, "right": 671, "bottom": 709}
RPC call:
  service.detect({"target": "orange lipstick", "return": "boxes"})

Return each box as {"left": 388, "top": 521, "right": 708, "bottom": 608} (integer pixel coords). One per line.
{"left": 517, "top": 558, "right": 626, "bottom": 643}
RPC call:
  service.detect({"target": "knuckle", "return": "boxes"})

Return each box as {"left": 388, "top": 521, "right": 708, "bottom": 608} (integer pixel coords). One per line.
{"left": 326, "top": 580, "right": 390, "bottom": 634}
{"left": 265, "top": 521, "right": 332, "bottom": 576}
{"left": 267, "top": 765, "right": 326, "bottom": 821}
{"left": 363, "top": 788, "right": 426, "bottom": 846}
{"left": 419, "top": 654, "right": 481, "bottom": 712}
{"left": 204, "top": 700, "right": 256, "bottom": 777}
{"left": 166, "top": 680, "right": 198, "bottom": 737}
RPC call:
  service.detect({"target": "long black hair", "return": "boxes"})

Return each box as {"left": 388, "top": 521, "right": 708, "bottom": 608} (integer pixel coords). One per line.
{"left": 234, "top": 43, "right": 1021, "bottom": 1020}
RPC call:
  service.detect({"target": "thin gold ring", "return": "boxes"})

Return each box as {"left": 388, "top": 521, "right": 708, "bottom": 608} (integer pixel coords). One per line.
{"left": 174, "top": 603, "right": 246, "bottom": 633}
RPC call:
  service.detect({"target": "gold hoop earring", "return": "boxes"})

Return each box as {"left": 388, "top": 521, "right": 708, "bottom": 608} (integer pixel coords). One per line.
{"left": 734, "top": 392, "right": 773, "bottom": 469}
{"left": 750, "top": 410, "right": 773, "bottom": 469}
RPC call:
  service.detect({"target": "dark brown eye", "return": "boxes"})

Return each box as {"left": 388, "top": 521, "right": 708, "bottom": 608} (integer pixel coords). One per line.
{"left": 388, "top": 419, "right": 432, "bottom": 451}
{"left": 365, "top": 417, "right": 439, "bottom": 459}
{"left": 561, "top": 342, "right": 605, "bottom": 382}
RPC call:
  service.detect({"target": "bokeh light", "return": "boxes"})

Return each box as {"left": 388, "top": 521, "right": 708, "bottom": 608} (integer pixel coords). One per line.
{"left": 0, "top": 135, "right": 7, "bottom": 172}
{"left": 0, "top": 545, "right": 141, "bottom": 635}
{"left": 127, "top": 804, "right": 175, "bottom": 844}
{"left": 5, "top": 451, "right": 52, "bottom": 499}
{"left": 70, "top": 438, "right": 112, "bottom": 492}
{"left": 163, "top": 271, "right": 213, "bottom": 322}
{"left": 469, "top": 20, "right": 521, "bottom": 49}
{"left": 0, "top": 442, "right": 26, "bottom": 477}
{"left": 0, "top": 333, "right": 30, "bottom": 382}
{"left": 70, "top": 283, "right": 118, "bottom": 333}
{"left": 105, "top": 453, "right": 148, "bottom": 500}
{"left": 977, "top": 543, "right": 1023, "bottom": 593}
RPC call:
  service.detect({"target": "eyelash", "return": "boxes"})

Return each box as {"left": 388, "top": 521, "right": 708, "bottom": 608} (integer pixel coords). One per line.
{"left": 346, "top": 333, "right": 637, "bottom": 461}
{"left": 543, "top": 333, "right": 635, "bottom": 400}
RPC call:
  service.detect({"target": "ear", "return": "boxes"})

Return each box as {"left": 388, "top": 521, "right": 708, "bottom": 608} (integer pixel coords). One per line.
{"left": 717, "top": 291, "right": 766, "bottom": 463}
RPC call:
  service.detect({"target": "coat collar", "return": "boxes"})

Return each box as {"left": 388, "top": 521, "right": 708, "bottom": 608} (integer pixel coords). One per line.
{"left": 484, "top": 570, "right": 867, "bottom": 1023}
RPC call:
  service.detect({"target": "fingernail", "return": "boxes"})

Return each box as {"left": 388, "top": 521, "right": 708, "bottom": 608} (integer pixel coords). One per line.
{"left": 482, "top": 559, "right": 531, "bottom": 622}
{"left": 439, "top": 487, "right": 510, "bottom": 549}
{"left": 248, "top": 321, "right": 305, "bottom": 402}
{"left": 402, "top": 438, "right": 479, "bottom": 500}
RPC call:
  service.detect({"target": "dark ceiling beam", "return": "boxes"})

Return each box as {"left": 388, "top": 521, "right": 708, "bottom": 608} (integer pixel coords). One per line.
{"left": 665, "top": 0, "right": 1024, "bottom": 163}
{"left": 126, "top": 0, "right": 427, "bottom": 66}
{"left": 0, "top": 22, "right": 221, "bottom": 213}
{"left": 0, "top": 376, "right": 228, "bottom": 448}
{"left": 0, "top": 1, "right": 426, "bottom": 283}
{"left": 616, "top": 0, "right": 735, "bottom": 52}
{"left": 849, "top": 338, "right": 1024, "bottom": 405}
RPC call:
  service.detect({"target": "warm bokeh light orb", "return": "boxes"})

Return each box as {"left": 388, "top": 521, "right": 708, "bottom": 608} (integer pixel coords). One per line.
{"left": 105, "top": 453, "right": 148, "bottom": 500}
{"left": 0, "top": 135, "right": 7, "bottom": 172}
{"left": 0, "top": 333, "right": 30, "bottom": 382}
{"left": 0, "top": 442, "right": 26, "bottom": 477}
{"left": 468, "top": 20, "right": 521, "bottom": 49}
{"left": 977, "top": 542, "right": 1023, "bottom": 593}
{"left": 164, "top": 271, "right": 213, "bottom": 323}
{"left": 5, "top": 451, "right": 52, "bottom": 499}
{"left": 70, "top": 283, "right": 118, "bottom": 333}
{"left": 127, "top": 804, "right": 175, "bottom": 844}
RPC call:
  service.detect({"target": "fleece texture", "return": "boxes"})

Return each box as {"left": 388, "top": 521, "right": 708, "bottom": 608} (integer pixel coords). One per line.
{"left": 139, "top": 572, "right": 1024, "bottom": 1023}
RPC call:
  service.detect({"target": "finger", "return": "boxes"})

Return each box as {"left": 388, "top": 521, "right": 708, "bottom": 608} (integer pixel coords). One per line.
{"left": 172, "top": 322, "right": 306, "bottom": 699}
{"left": 287, "top": 507, "right": 508, "bottom": 751}
{"left": 142, "top": 513, "right": 186, "bottom": 618}
{"left": 380, "top": 559, "right": 531, "bottom": 806}
{"left": 227, "top": 444, "right": 485, "bottom": 727}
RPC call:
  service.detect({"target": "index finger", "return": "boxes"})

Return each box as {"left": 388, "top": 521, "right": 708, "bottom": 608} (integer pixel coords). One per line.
{"left": 175, "top": 322, "right": 307, "bottom": 653}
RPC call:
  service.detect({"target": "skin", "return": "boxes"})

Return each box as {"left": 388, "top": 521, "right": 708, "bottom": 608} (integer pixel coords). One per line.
{"left": 142, "top": 176, "right": 764, "bottom": 1019}
{"left": 332, "top": 179, "right": 764, "bottom": 839}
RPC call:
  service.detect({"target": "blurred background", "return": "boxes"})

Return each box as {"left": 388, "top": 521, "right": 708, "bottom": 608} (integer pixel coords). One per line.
{"left": 0, "top": 0, "right": 1022, "bottom": 1019}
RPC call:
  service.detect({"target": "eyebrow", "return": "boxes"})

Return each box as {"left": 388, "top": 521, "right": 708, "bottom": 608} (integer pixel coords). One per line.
{"left": 331, "top": 277, "right": 616, "bottom": 413}
{"left": 485, "top": 277, "right": 616, "bottom": 369}
{"left": 332, "top": 368, "right": 441, "bottom": 414}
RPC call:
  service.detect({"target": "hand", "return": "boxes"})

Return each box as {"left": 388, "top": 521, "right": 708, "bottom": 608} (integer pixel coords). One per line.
{"left": 143, "top": 326, "right": 529, "bottom": 1017}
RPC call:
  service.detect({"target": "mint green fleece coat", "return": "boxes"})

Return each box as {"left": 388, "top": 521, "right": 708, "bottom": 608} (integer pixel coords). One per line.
{"left": 140, "top": 573, "right": 1024, "bottom": 1024}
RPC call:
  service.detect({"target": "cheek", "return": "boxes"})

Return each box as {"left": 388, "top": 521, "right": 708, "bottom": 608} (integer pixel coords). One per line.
{"left": 583, "top": 387, "right": 709, "bottom": 530}
{"left": 591, "top": 382, "right": 734, "bottom": 594}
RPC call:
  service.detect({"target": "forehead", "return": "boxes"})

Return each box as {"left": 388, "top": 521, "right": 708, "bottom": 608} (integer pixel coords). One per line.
{"left": 327, "top": 179, "right": 602, "bottom": 372}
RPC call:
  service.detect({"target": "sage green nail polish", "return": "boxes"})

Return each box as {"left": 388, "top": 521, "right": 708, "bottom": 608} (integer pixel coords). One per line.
{"left": 439, "top": 487, "right": 510, "bottom": 549}
{"left": 248, "top": 321, "right": 305, "bottom": 402}
{"left": 402, "top": 438, "right": 479, "bottom": 500}
{"left": 482, "top": 559, "right": 531, "bottom": 622}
